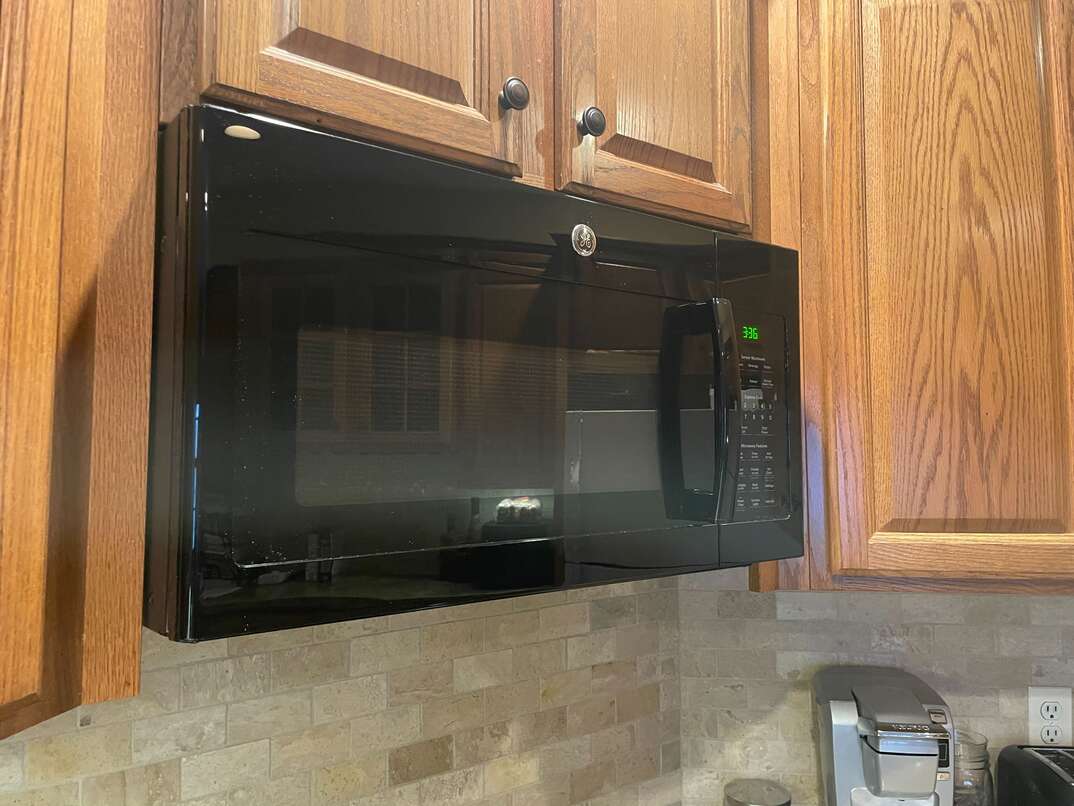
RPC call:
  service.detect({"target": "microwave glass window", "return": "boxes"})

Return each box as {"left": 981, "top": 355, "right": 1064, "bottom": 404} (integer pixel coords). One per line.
{"left": 206, "top": 243, "right": 719, "bottom": 567}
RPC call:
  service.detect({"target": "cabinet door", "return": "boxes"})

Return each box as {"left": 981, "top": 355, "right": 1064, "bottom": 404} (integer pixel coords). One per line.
{"left": 211, "top": 0, "right": 552, "bottom": 186}
{"left": 0, "top": 0, "right": 70, "bottom": 722}
{"left": 804, "top": 0, "right": 1074, "bottom": 586}
{"left": 557, "top": 0, "right": 752, "bottom": 228}
{"left": 0, "top": 0, "right": 157, "bottom": 739}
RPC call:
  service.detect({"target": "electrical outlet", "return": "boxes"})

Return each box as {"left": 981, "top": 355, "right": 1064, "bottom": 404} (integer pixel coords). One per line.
{"left": 1029, "top": 686, "right": 1072, "bottom": 746}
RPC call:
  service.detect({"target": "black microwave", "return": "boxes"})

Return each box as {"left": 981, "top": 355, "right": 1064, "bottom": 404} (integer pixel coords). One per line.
{"left": 146, "top": 105, "right": 803, "bottom": 641}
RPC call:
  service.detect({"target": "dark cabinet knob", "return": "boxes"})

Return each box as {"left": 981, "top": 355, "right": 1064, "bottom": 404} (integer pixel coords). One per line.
{"left": 499, "top": 77, "right": 530, "bottom": 110}
{"left": 578, "top": 106, "right": 606, "bottom": 137}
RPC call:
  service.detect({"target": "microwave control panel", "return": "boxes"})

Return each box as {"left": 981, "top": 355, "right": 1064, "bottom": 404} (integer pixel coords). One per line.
{"left": 732, "top": 313, "right": 790, "bottom": 522}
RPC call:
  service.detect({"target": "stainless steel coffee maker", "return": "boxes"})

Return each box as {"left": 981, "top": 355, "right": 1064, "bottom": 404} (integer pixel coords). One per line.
{"left": 814, "top": 667, "right": 954, "bottom": 806}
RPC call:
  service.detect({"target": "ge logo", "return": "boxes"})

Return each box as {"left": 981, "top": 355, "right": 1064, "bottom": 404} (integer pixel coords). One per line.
{"left": 571, "top": 223, "right": 597, "bottom": 257}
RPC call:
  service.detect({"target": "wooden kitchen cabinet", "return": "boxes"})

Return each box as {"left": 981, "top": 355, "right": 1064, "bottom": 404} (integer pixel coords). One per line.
{"left": 556, "top": 0, "right": 753, "bottom": 228}
{"left": 196, "top": 0, "right": 553, "bottom": 187}
{"left": 757, "top": 0, "right": 1074, "bottom": 591}
{"left": 0, "top": 0, "right": 158, "bottom": 739}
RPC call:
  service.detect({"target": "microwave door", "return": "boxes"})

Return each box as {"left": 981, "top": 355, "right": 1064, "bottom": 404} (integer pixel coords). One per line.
{"left": 214, "top": 235, "right": 718, "bottom": 573}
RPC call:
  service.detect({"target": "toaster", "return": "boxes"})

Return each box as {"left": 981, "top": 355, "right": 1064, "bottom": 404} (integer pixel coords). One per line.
{"left": 997, "top": 745, "right": 1074, "bottom": 805}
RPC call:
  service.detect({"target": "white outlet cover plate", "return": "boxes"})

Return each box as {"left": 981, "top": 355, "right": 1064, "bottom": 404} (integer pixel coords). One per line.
{"left": 1029, "top": 686, "right": 1072, "bottom": 745}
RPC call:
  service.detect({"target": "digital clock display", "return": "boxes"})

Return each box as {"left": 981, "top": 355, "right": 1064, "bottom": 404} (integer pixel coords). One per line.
{"left": 741, "top": 325, "right": 760, "bottom": 341}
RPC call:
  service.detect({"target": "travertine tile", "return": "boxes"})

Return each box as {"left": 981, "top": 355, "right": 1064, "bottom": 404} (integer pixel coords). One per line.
{"left": 997, "top": 625, "right": 1061, "bottom": 656}
{"left": 270, "top": 722, "right": 350, "bottom": 778}
{"left": 312, "top": 752, "right": 386, "bottom": 803}
{"left": 615, "top": 624, "right": 659, "bottom": 660}
{"left": 229, "top": 626, "right": 320, "bottom": 655}
{"left": 24, "top": 723, "right": 131, "bottom": 786}
{"left": 538, "top": 736, "right": 592, "bottom": 776}
{"left": 484, "top": 751, "right": 538, "bottom": 795}
{"left": 389, "top": 662, "right": 454, "bottom": 705}
{"left": 181, "top": 654, "right": 271, "bottom": 708}
{"left": 716, "top": 649, "right": 777, "bottom": 680}
{"left": 180, "top": 740, "right": 270, "bottom": 800}
{"left": 834, "top": 593, "right": 902, "bottom": 624}
{"left": 511, "top": 592, "right": 569, "bottom": 612}
{"left": 313, "top": 616, "right": 392, "bottom": 642}
{"left": 417, "top": 766, "right": 483, "bottom": 805}
{"left": 454, "top": 722, "right": 512, "bottom": 767}
{"left": 591, "top": 597, "right": 637, "bottom": 631}
{"left": 484, "top": 612, "right": 540, "bottom": 651}
{"left": 565, "top": 631, "right": 615, "bottom": 670}
{"left": 565, "top": 695, "right": 615, "bottom": 737}
{"left": 484, "top": 680, "right": 539, "bottom": 723}
{"left": 81, "top": 760, "right": 180, "bottom": 806}
{"left": 513, "top": 641, "right": 565, "bottom": 680}
{"left": 227, "top": 691, "right": 312, "bottom": 744}
{"left": 1031, "top": 597, "right": 1074, "bottom": 625}
{"left": 132, "top": 705, "right": 227, "bottom": 764}
{"left": 512, "top": 780, "right": 570, "bottom": 806}
{"left": 389, "top": 736, "right": 452, "bottom": 786}
{"left": 539, "top": 605, "right": 590, "bottom": 641}
{"left": 617, "top": 745, "right": 660, "bottom": 786}
{"left": 229, "top": 772, "right": 311, "bottom": 806}
{"left": 422, "top": 620, "right": 485, "bottom": 662}
{"left": 775, "top": 592, "right": 837, "bottom": 621}
{"left": 934, "top": 625, "right": 996, "bottom": 656}
{"left": 351, "top": 782, "right": 420, "bottom": 806}
{"left": 569, "top": 759, "right": 616, "bottom": 803}
{"left": 141, "top": 629, "right": 227, "bottom": 671}
{"left": 900, "top": 594, "right": 967, "bottom": 624}
{"left": 617, "top": 685, "right": 660, "bottom": 723}
{"left": 80, "top": 668, "right": 180, "bottom": 727}
{"left": 352, "top": 630, "right": 421, "bottom": 676}
{"left": 0, "top": 782, "right": 78, "bottom": 806}
{"left": 511, "top": 708, "right": 567, "bottom": 752}
{"left": 591, "top": 724, "right": 634, "bottom": 762}
{"left": 454, "top": 650, "right": 514, "bottom": 693}
{"left": 637, "top": 592, "right": 677, "bottom": 625}
{"left": 350, "top": 706, "right": 422, "bottom": 752}
{"left": 539, "top": 669, "right": 591, "bottom": 710}
{"left": 271, "top": 642, "right": 348, "bottom": 692}
{"left": 591, "top": 660, "right": 638, "bottom": 694}
{"left": 312, "top": 674, "right": 386, "bottom": 723}
{"left": 422, "top": 693, "right": 485, "bottom": 739}
{"left": 639, "top": 771, "right": 682, "bottom": 806}
{"left": 0, "top": 744, "right": 22, "bottom": 791}
{"left": 716, "top": 592, "right": 776, "bottom": 620}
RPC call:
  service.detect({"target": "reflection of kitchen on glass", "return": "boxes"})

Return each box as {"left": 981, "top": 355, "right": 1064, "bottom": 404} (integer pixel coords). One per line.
{"left": 146, "top": 105, "right": 803, "bottom": 640}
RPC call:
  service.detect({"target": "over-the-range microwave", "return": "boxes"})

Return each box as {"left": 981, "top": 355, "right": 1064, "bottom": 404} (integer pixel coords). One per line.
{"left": 146, "top": 105, "right": 803, "bottom": 641}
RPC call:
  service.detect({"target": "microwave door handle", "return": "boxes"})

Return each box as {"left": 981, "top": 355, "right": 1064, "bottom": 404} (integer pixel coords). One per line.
{"left": 712, "top": 298, "right": 742, "bottom": 522}
{"left": 658, "top": 301, "right": 719, "bottom": 522}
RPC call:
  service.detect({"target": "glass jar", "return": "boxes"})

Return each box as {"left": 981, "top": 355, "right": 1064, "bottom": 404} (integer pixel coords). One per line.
{"left": 954, "top": 728, "right": 994, "bottom": 806}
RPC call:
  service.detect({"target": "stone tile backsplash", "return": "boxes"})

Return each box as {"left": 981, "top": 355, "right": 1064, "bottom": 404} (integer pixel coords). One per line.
{"left": 2, "top": 568, "right": 1072, "bottom": 805}
{"left": 678, "top": 568, "right": 1074, "bottom": 805}
{"left": 0, "top": 580, "right": 681, "bottom": 806}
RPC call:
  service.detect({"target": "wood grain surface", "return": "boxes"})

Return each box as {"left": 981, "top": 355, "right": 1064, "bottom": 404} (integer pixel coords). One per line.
{"left": 747, "top": 0, "right": 808, "bottom": 592}
{"left": 864, "top": 0, "right": 1066, "bottom": 534}
{"left": 0, "top": 0, "right": 160, "bottom": 738}
{"left": 0, "top": 0, "right": 74, "bottom": 715}
{"left": 556, "top": 0, "right": 752, "bottom": 228}
{"left": 207, "top": 0, "right": 552, "bottom": 186}
{"left": 792, "top": 0, "right": 1074, "bottom": 588}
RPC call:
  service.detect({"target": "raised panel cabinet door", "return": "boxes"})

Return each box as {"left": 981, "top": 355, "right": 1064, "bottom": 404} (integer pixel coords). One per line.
{"left": 0, "top": 0, "right": 73, "bottom": 720}
{"left": 557, "top": 0, "right": 752, "bottom": 228}
{"left": 814, "top": 0, "right": 1074, "bottom": 585}
{"left": 211, "top": 0, "right": 553, "bottom": 186}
